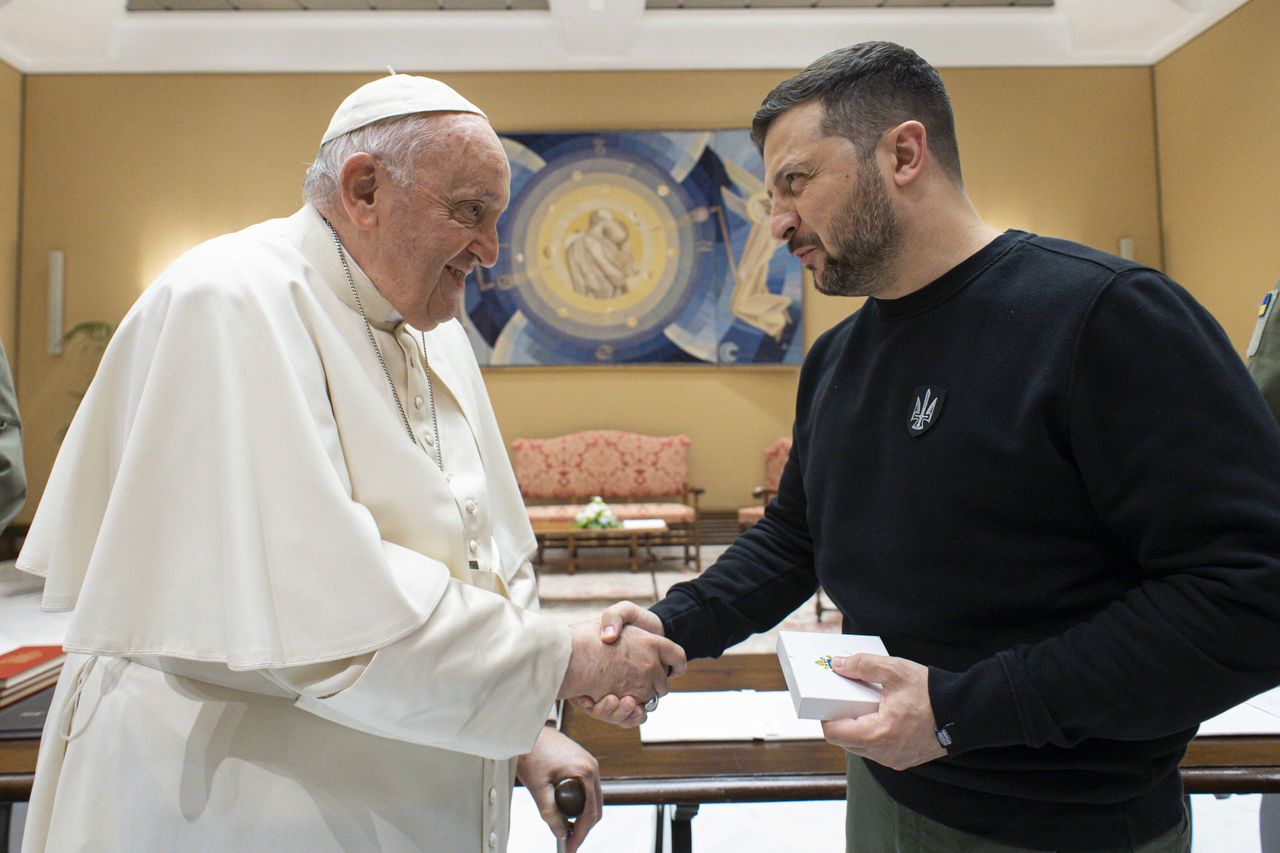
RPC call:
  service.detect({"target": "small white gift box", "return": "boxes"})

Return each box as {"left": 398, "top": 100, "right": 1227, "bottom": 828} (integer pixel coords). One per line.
{"left": 775, "top": 630, "right": 888, "bottom": 721}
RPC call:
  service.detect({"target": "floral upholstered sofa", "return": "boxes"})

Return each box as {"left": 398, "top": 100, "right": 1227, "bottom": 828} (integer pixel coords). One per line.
{"left": 509, "top": 430, "right": 703, "bottom": 570}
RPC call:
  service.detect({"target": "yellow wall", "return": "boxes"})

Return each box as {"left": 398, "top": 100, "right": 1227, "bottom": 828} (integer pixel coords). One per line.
{"left": 16, "top": 67, "right": 1160, "bottom": 517}
{"left": 1156, "top": 0, "right": 1280, "bottom": 353}
{"left": 0, "top": 61, "right": 19, "bottom": 364}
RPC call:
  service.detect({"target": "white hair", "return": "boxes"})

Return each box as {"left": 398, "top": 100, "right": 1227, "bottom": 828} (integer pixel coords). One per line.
{"left": 302, "top": 113, "right": 453, "bottom": 211}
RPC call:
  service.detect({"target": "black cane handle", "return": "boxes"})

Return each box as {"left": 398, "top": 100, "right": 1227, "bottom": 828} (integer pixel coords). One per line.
{"left": 554, "top": 776, "right": 587, "bottom": 819}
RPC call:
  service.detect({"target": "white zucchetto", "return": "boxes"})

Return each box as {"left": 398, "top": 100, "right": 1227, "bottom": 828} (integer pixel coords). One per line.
{"left": 321, "top": 74, "right": 487, "bottom": 145}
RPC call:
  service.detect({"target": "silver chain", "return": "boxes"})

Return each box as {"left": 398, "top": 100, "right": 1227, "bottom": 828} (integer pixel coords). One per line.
{"left": 322, "top": 217, "right": 444, "bottom": 473}
{"left": 418, "top": 332, "right": 443, "bottom": 473}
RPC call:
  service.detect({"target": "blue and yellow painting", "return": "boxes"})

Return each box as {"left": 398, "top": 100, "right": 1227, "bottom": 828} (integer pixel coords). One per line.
{"left": 461, "top": 131, "right": 804, "bottom": 366}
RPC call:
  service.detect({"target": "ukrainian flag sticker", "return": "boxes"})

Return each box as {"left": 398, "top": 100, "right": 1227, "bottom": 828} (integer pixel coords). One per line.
{"left": 1248, "top": 287, "right": 1279, "bottom": 358}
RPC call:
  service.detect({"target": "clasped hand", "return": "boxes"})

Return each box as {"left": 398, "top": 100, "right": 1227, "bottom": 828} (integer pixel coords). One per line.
{"left": 558, "top": 602, "right": 686, "bottom": 715}
{"left": 563, "top": 601, "right": 680, "bottom": 728}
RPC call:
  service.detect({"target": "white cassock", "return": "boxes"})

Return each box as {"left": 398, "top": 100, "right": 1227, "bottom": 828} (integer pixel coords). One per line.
{"left": 16, "top": 205, "right": 571, "bottom": 852}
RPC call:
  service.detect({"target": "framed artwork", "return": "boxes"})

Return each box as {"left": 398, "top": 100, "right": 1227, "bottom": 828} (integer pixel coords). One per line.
{"left": 462, "top": 130, "right": 804, "bottom": 366}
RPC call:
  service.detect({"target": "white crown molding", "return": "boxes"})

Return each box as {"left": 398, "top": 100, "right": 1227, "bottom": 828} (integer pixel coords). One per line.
{"left": 0, "top": 0, "right": 1250, "bottom": 74}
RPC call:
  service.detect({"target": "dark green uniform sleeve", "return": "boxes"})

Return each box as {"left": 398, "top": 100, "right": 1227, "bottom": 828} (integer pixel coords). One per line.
{"left": 1247, "top": 285, "right": 1280, "bottom": 422}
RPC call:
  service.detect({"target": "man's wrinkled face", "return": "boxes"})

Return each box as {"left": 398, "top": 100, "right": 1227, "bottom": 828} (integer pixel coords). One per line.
{"left": 762, "top": 100, "right": 902, "bottom": 298}
{"left": 372, "top": 115, "right": 511, "bottom": 330}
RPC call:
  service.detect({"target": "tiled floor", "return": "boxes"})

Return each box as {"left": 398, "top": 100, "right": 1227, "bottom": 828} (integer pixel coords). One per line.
{"left": 523, "top": 544, "right": 1269, "bottom": 853}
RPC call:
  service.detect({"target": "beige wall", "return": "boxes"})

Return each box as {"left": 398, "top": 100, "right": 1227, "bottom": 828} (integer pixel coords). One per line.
{"left": 1156, "top": 0, "right": 1280, "bottom": 354}
{"left": 0, "top": 61, "right": 19, "bottom": 365}
{"left": 16, "top": 67, "right": 1160, "bottom": 518}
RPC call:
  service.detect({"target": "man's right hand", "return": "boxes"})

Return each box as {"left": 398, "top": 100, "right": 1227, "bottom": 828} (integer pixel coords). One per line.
{"left": 597, "top": 600, "right": 666, "bottom": 644}
{"left": 557, "top": 615, "right": 686, "bottom": 704}
{"left": 567, "top": 601, "right": 678, "bottom": 728}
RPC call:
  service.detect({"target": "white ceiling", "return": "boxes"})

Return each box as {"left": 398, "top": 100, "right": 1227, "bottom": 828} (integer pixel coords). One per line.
{"left": 0, "top": 0, "right": 1250, "bottom": 74}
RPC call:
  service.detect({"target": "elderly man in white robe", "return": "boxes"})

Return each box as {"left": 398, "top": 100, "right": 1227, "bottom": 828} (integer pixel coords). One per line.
{"left": 16, "top": 75, "right": 685, "bottom": 853}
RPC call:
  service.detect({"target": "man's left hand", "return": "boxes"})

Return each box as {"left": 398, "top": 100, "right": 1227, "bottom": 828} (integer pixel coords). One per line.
{"left": 820, "top": 653, "right": 947, "bottom": 772}
{"left": 515, "top": 726, "right": 603, "bottom": 853}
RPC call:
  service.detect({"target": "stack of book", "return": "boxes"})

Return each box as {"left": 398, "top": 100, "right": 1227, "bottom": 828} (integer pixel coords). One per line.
{"left": 0, "top": 645, "right": 64, "bottom": 708}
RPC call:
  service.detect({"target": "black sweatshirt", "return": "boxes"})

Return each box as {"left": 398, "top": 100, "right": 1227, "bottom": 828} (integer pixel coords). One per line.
{"left": 651, "top": 231, "right": 1280, "bottom": 850}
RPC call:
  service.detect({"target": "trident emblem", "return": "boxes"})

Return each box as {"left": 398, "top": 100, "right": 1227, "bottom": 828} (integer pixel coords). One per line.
{"left": 908, "top": 386, "right": 946, "bottom": 437}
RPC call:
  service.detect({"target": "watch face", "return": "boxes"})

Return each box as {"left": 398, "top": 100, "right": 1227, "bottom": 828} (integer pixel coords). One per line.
{"left": 465, "top": 131, "right": 804, "bottom": 366}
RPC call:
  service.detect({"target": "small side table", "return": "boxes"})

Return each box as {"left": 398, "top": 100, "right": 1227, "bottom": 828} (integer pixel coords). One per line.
{"left": 531, "top": 520, "right": 668, "bottom": 574}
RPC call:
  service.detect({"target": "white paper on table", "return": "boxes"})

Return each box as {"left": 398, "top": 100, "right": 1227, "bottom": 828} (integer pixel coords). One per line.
{"left": 621, "top": 519, "right": 666, "bottom": 530}
{"left": 1246, "top": 685, "right": 1280, "bottom": 720}
{"left": 639, "top": 690, "right": 824, "bottom": 743}
{"left": 1198, "top": 685, "right": 1280, "bottom": 736}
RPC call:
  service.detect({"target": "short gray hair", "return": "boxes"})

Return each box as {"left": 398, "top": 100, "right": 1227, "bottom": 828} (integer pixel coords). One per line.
{"left": 751, "top": 41, "right": 963, "bottom": 183}
{"left": 302, "top": 113, "right": 450, "bottom": 210}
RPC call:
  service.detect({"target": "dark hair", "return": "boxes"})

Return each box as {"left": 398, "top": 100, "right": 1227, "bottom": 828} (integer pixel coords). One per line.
{"left": 751, "top": 41, "right": 963, "bottom": 182}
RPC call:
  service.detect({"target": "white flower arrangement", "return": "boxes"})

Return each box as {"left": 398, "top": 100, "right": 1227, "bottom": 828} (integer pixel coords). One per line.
{"left": 574, "top": 495, "right": 621, "bottom": 529}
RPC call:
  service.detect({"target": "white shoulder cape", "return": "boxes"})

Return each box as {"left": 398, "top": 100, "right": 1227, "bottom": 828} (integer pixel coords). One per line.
{"left": 18, "top": 208, "right": 537, "bottom": 670}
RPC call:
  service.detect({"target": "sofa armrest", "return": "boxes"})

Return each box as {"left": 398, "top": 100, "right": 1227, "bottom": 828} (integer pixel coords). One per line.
{"left": 750, "top": 486, "right": 778, "bottom": 505}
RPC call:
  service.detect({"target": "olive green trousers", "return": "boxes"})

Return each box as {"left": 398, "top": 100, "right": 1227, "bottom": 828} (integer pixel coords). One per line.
{"left": 845, "top": 755, "right": 1190, "bottom": 853}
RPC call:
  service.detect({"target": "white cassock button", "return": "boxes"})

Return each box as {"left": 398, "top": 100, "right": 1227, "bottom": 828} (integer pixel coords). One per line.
{"left": 423, "top": 431, "right": 434, "bottom": 446}
{"left": 488, "top": 787, "right": 497, "bottom": 805}
{"left": 445, "top": 472, "right": 453, "bottom": 482}
{"left": 466, "top": 499, "right": 477, "bottom": 514}
{"left": 469, "top": 539, "right": 479, "bottom": 555}
{"left": 414, "top": 395, "right": 424, "bottom": 410}
{"left": 488, "top": 831, "right": 497, "bottom": 848}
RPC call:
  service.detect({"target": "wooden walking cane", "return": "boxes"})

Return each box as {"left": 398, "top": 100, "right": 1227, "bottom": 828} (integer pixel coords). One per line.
{"left": 554, "top": 776, "right": 587, "bottom": 853}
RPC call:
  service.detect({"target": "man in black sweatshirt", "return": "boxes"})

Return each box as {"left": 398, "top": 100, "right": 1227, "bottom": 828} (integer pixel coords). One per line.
{"left": 576, "top": 41, "right": 1280, "bottom": 852}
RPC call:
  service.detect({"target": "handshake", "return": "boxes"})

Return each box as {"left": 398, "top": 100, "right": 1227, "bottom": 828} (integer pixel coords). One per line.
{"left": 556, "top": 601, "right": 684, "bottom": 728}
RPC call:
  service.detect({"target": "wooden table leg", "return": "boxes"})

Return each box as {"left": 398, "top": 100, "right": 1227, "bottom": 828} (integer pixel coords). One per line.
{"left": 629, "top": 532, "right": 639, "bottom": 572}
{"left": 567, "top": 536, "right": 577, "bottom": 576}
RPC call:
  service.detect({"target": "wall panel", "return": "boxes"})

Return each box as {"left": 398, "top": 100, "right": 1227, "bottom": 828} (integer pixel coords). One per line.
{"left": 0, "top": 61, "right": 19, "bottom": 364}
{"left": 1156, "top": 0, "right": 1280, "bottom": 354}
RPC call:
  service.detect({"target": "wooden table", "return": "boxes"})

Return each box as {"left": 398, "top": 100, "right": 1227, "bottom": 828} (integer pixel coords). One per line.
{"left": 531, "top": 520, "right": 668, "bottom": 574}
{"left": 0, "top": 740, "right": 36, "bottom": 803}
{"left": 0, "top": 738, "right": 39, "bottom": 850}
{"left": 560, "top": 654, "right": 1280, "bottom": 852}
